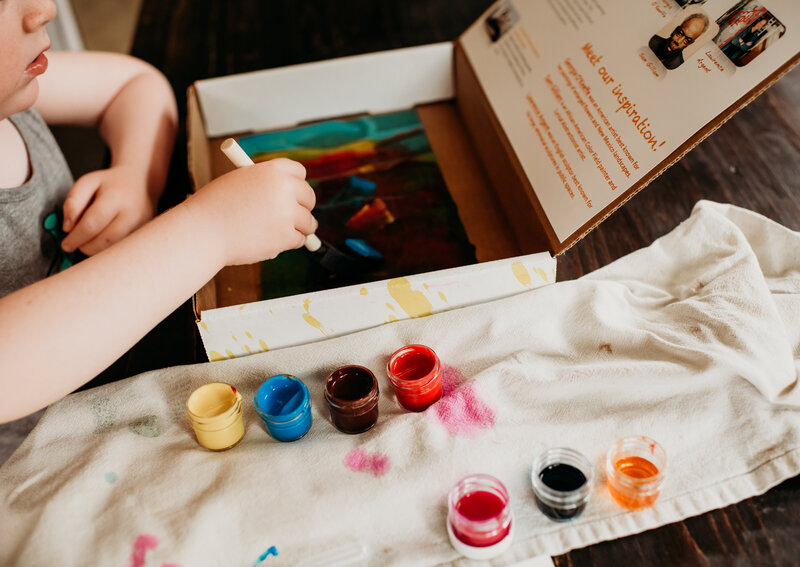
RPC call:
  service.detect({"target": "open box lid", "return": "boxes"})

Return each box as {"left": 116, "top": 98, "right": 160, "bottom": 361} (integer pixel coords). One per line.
{"left": 192, "top": 0, "right": 800, "bottom": 260}
{"left": 186, "top": 0, "right": 800, "bottom": 358}
{"left": 454, "top": 0, "right": 800, "bottom": 255}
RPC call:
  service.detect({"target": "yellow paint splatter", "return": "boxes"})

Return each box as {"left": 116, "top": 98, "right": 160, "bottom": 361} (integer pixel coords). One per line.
{"left": 438, "top": 291, "right": 448, "bottom": 303}
{"left": 535, "top": 267, "right": 548, "bottom": 282}
{"left": 302, "top": 299, "right": 328, "bottom": 336}
{"left": 208, "top": 350, "right": 226, "bottom": 362}
{"left": 259, "top": 339, "right": 269, "bottom": 352}
{"left": 225, "top": 350, "right": 235, "bottom": 359}
{"left": 386, "top": 303, "right": 396, "bottom": 312}
{"left": 246, "top": 332, "right": 253, "bottom": 339}
{"left": 200, "top": 322, "right": 208, "bottom": 332}
{"left": 244, "top": 345, "right": 252, "bottom": 354}
{"left": 238, "top": 305, "right": 245, "bottom": 311}
{"left": 387, "top": 314, "right": 399, "bottom": 323}
{"left": 387, "top": 277, "right": 432, "bottom": 318}
{"left": 360, "top": 287, "right": 368, "bottom": 295}
{"left": 512, "top": 262, "right": 532, "bottom": 287}
{"left": 232, "top": 335, "right": 238, "bottom": 342}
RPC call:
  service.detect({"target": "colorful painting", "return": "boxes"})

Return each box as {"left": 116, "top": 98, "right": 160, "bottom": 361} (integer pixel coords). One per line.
{"left": 237, "top": 109, "right": 476, "bottom": 300}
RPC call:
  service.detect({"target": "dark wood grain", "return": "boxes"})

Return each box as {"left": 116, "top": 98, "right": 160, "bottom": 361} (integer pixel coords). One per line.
{"left": 130, "top": 1, "right": 800, "bottom": 564}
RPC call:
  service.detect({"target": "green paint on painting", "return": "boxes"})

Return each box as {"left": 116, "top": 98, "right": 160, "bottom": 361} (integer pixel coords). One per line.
{"left": 105, "top": 472, "right": 117, "bottom": 484}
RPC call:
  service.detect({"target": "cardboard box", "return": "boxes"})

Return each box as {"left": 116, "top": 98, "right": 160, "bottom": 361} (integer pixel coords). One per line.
{"left": 188, "top": 41, "right": 559, "bottom": 358}
{"left": 188, "top": 1, "right": 800, "bottom": 359}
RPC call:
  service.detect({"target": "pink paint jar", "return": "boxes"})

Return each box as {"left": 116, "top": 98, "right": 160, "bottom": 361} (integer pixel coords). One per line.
{"left": 386, "top": 344, "right": 443, "bottom": 412}
{"left": 447, "top": 474, "right": 514, "bottom": 560}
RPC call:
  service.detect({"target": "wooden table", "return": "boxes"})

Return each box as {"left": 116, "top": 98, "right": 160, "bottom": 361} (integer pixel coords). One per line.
{"left": 130, "top": 1, "right": 800, "bottom": 563}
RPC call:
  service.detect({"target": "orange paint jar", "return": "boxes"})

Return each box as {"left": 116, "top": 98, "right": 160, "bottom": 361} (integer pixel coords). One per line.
{"left": 606, "top": 436, "right": 666, "bottom": 509}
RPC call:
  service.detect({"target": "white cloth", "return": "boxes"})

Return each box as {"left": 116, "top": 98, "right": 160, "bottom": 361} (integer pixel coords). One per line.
{"left": 2, "top": 201, "right": 799, "bottom": 567}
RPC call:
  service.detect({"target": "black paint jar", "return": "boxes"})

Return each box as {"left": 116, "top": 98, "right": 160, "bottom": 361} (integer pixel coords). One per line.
{"left": 324, "top": 365, "right": 380, "bottom": 434}
{"left": 531, "top": 447, "right": 592, "bottom": 521}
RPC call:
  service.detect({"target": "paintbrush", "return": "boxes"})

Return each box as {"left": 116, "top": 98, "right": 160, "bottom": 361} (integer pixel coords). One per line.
{"left": 220, "top": 138, "right": 381, "bottom": 277}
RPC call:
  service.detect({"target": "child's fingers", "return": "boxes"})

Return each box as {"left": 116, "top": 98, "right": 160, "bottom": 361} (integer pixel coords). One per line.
{"left": 295, "top": 181, "right": 317, "bottom": 211}
{"left": 268, "top": 157, "right": 307, "bottom": 179}
{"left": 61, "top": 201, "right": 117, "bottom": 254}
{"left": 295, "top": 209, "right": 318, "bottom": 236}
{"left": 73, "top": 216, "right": 130, "bottom": 256}
{"left": 62, "top": 172, "right": 102, "bottom": 232}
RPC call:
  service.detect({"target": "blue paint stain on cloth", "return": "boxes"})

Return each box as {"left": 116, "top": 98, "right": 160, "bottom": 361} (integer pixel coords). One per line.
{"left": 252, "top": 546, "right": 278, "bottom": 566}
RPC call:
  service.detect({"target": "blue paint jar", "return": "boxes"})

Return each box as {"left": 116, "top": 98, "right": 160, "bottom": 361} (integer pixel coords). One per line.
{"left": 254, "top": 374, "right": 312, "bottom": 442}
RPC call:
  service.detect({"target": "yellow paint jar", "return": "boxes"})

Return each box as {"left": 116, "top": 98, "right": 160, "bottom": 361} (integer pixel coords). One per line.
{"left": 186, "top": 382, "right": 245, "bottom": 451}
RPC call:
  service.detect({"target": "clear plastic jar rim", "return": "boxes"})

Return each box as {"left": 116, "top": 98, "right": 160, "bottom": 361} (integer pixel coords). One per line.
{"left": 605, "top": 435, "right": 666, "bottom": 490}
{"left": 186, "top": 382, "right": 242, "bottom": 422}
{"left": 324, "top": 366, "right": 380, "bottom": 411}
{"left": 386, "top": 344, "right": 441, "bottom": 389}
{"left": 448, "top": 474, "right": 512, "bottom": 532}
{"left": 255, "top": 397, "right": 310, "bottom": 424}
{"left": 531, "top": 447, "right": 593, "bottom": 507}
{"left": 254, "top": 375, "right": 311, "bottom": 423}
{"left": 187, "top": 400, "right": 243, "bottom": 432}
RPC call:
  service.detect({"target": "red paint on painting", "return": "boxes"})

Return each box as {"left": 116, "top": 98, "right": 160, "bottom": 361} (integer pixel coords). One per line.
{"left": 428, "top": 365, "right": 496, "bottom": 437}
{"left": 344, "top": 448, "right": 391, "bottom": 477}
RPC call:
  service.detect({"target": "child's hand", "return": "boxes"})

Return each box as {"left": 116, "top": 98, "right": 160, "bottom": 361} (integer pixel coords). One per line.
{"left": 60, "top": 165, "right": 158, "bottom": 255}
{"left": 184, "top": 158, "right": 317, "bottom": 266}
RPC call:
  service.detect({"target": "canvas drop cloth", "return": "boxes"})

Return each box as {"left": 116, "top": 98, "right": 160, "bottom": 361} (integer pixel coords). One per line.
{"left": 2, "top": 201, "right": 800, "bottom": 567}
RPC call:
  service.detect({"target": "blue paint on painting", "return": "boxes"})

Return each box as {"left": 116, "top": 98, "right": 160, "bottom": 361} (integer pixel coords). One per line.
{"left": 252, "top": 546, "right": 278, "bottom": 566}
{"left": 104, "top": 472, "right": 117, "bottom": 484}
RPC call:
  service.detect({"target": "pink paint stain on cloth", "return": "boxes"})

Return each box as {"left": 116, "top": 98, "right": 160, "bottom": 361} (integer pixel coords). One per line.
{"left": 344, "top": 448, "right": 391, "bottom": 477}
{"left": 428, "top": 364, "right": 496, "bottom": 437}
{"left": 126, "top": 534, "right": 184, "bottom": 567}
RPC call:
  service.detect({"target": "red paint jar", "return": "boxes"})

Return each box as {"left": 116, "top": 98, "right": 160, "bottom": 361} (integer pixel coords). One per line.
{"left": 447, "top": 474, "right": 514, "bottom": 559}
{"left": 386, "top": 344, "right": 443, "bottom": 412}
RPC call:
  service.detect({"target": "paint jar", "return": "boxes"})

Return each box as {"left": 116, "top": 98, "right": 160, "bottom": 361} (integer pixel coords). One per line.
{"left": 447, "top": 474, "right": 514, "bottom": 560}
{"left": 186, "top": 382, "right": 245, "bottom": 451}
{"left": 531, "top": 447, "right": 593, "bottom": 521}
{"left": 386, "top": 344, "right": 443, "bottom": 412}
{"left": 324, "top": 365, "right": 380, "bottom": 434}
{"left": 254, "top": 374, "right": 312, "bottom": 442}
{"left": 606, "top": 435, "right": 666, "bottom": 509}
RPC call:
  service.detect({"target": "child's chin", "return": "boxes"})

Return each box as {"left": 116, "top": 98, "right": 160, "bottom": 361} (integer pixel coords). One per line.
{"left": 3, "top": 80, "right": 40, "bottom": 117}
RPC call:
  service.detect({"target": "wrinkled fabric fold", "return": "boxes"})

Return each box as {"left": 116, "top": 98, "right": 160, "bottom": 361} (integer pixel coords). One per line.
{"left": 1, "top": 201, "right": 799, "bottom": 566}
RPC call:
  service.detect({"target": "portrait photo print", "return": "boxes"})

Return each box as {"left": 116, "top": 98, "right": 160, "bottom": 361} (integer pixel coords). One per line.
{"left": 485, "top": 0, "right": 520, "bottom": 42}
{"left": 648, "top": 9, "right": 717, "bottom": 70}
{"left": 713, "top": 1, "right": 786, "bottom": 67}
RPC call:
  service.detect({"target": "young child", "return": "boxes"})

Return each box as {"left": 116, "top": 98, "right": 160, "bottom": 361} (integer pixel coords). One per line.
{"left": 0, "top": 0, "right": 317, "bottom": 422}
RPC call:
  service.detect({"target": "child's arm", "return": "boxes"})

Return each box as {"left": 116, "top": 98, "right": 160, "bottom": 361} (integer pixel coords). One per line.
{"left": 0, "top": 160, "right": 317, "bottom": 423}
{"left": 34, "top": 51, "right": 178, "bottom": 256}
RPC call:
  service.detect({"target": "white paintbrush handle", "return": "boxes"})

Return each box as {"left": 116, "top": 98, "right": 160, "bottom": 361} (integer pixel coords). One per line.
{"left": 220, "top": 138, "right": 320, "bottom": 252}
{"left": 220, "top": 137, "right": 254, "bottom": 167}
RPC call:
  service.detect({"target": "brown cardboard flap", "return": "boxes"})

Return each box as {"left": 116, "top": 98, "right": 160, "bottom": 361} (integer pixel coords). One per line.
{"left": 454, "top": 43, "right": 556, "bottom": 256}
{"left": 416, "top": 103, "right": 520, "bottom": 262}
{"left": 454, "top": 34, "right": 800, "bottom": 256}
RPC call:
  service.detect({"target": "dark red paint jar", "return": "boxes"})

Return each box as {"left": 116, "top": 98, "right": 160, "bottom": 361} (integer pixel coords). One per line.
{"left": 386, "top": 344, "right": 443, "bottom": 412}
{"left": 324, "top": 365, "right": 380, "bottom": 434}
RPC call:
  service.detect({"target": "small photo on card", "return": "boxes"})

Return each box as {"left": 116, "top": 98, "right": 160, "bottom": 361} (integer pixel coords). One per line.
{"left": 713, "top": 1, "right": 786, "bottom": 67}
{"left": 485, "top": 0, "right": 520, "bottom": 42}
{"left": 648, "top": 9, "right": 718, "bottom": 70}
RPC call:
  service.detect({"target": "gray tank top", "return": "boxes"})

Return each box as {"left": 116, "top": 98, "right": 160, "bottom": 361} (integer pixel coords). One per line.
{"left": 0, "top": 109, "right": 74, "bottom": 297}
